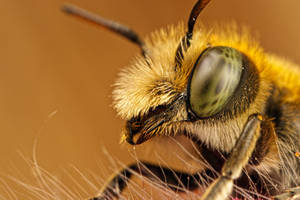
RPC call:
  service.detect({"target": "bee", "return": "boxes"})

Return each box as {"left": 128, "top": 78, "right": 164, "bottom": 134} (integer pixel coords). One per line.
{"left": 63, "top": 0, "right": 300, "bottom": 199}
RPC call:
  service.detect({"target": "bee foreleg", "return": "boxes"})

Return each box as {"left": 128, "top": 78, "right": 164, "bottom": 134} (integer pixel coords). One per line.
{"left": 272, "top": 187, "right": 300, "bottom": 200}
{"left": 200, "top": 114, "right": 262, "bottom": 200}
{"left": 91, "top": 161, "right": 211, "bottom": 200}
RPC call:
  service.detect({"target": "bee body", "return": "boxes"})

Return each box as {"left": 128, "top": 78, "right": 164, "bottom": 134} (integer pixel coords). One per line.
{"left": 114, "top": 22, "right": 300, "bottom": 195}
{"left": 63, "top": 1, "right": 300, "bottom": 199}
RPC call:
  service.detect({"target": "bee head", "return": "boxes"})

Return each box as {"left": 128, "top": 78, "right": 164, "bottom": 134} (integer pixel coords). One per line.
{"left": 62, "top": 0, "right": 271, "bottom": 152}
{"left": 113, "top": 2, "right": 272, "bottom": 151}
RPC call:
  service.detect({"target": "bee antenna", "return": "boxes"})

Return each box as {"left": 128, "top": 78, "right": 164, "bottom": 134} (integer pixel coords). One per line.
{"left": 174, "top": 0, "right": 212, "bottom": 70}
{"left": 62, "top": 4, "right": 148, "bottom": 58}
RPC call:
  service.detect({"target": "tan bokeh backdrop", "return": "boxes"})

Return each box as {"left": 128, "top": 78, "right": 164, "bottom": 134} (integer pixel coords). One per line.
{"left": 1, "top": 0, "right": 299, "bottom": 199}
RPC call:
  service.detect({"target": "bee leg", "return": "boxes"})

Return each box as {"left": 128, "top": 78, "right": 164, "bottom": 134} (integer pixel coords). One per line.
{"left": 272, "top": 187, "right": 300, "bottom": 200}
{"left": 200, "top": 114, "right": 262, "bottom": 200}
{"left": 91, "top": 161, "right": 213, "bottom": 200}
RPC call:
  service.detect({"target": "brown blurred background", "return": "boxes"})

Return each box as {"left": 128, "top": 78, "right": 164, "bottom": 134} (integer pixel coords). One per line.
{"left": 0, "top": 0, "right": 299, "bottom": 199}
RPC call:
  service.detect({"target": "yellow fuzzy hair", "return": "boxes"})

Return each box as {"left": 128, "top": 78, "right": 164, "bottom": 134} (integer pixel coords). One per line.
{"left": 113, "top": 22, "right": 300, "bottom": 120}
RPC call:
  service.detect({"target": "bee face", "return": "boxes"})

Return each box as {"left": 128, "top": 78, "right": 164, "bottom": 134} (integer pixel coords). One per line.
{"left": 114, "top": 24, "right": 271, "bottom": 152}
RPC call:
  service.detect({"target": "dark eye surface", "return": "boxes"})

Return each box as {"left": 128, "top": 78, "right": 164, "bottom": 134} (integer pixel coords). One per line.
{"left": 187, "top": 46, "right": 244, "bottom": 118}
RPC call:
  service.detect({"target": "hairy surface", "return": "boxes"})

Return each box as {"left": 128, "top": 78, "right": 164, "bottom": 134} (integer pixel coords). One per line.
{"left": 113, "top": 22, "right": 300, "bottom": 198}
{"left": 113, "top": 23, "right": 300, "bottom": 119}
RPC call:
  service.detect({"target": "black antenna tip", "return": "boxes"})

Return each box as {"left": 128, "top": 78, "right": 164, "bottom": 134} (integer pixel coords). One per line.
{"left": 61, "top": 4, "right": 76, "bottom": 15}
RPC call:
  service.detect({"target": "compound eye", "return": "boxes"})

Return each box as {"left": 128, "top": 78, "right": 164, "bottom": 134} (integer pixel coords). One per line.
{"left": 188, "top": 46, "right": 243, "bottom": 118}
